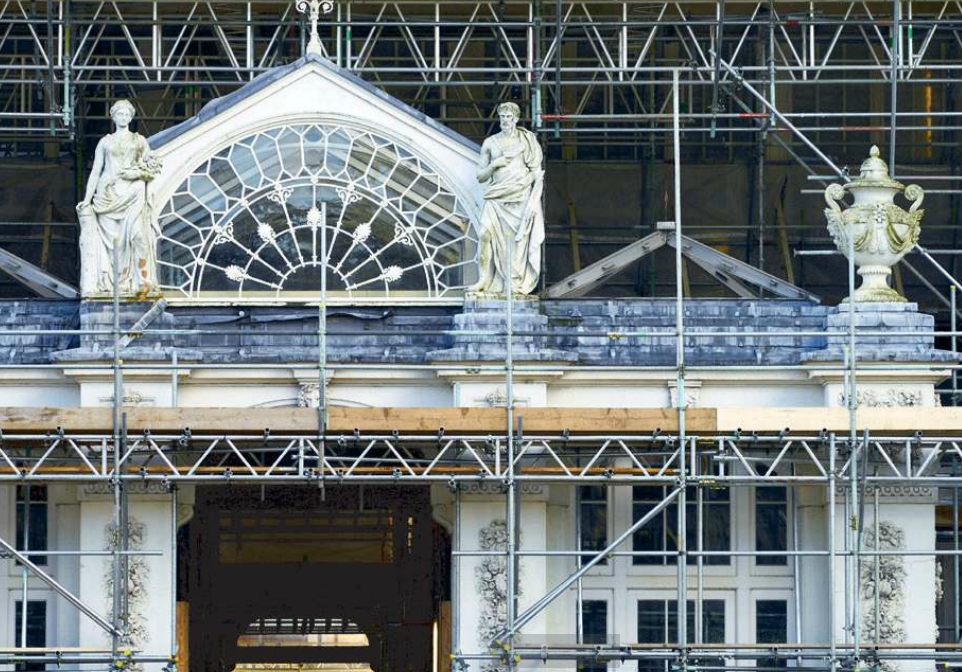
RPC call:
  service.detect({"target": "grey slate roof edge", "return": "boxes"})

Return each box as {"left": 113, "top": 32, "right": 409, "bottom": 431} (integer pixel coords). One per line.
{"left": 149, "top": 53, "right": 481, "bottom": 153}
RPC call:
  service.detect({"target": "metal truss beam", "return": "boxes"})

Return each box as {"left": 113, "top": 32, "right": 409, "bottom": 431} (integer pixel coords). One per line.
{"left": 0, "top": 428, "right": 956, "bottom": 484}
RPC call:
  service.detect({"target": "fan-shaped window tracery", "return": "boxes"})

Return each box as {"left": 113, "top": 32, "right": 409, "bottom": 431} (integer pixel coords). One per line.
{"left": 158, "top": 123, "right": 477, "bottom": 298}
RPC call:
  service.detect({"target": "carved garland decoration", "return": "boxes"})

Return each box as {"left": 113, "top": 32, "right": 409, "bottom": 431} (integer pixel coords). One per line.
{"left": 476, "top": 519, "right": 522, "bottom": 671}
{"left": 859, "top": 520, "right": 906, "bottom": 671}
{"left": 104, "top": 518, "right": 149, "bottom": 667}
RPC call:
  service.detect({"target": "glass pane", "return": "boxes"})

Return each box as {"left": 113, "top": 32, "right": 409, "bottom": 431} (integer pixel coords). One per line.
{"left": 13, "top": 600, "right": 45, "bottom": 672}
{"left": 582, "top": 600, "right": 607, "bottom": 644}
{"left": 16, "top": 485, "right": 47, "bottom": 565}
{"left": 637, "top": 600, "right": 665, "bottom": 643}
{"left": 582, "top": 600, "right": 608, "bottom": 672}
{"left": 757, "top": 486, "right": 786, "bottom": 502}
{"left": 632, "top": 502, "right": 664, "bottom": 565}
{"left": 207, "top": 156, "right": 244, "bottom": 200}
{"left": 756, "top": 498, "right": 788, "bottom": 566}
{"left": 757, "top": 600, "right": 788, "bottom": 669}
{"left": 756, "top": 600, "right": 788, "bottom": 643}
{"left": 580, "top": 506, "right": 607, "bottom": 562}
{"left": 702, "top": 600, "right": 726, "bottom": 643}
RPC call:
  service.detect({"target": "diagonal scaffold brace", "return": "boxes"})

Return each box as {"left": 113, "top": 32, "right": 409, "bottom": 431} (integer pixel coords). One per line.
{"left": 0, "top": 534, "right": 123, "bottom": 636}
{"left": 491, "top": 485, "right": 683, "bottom": 646}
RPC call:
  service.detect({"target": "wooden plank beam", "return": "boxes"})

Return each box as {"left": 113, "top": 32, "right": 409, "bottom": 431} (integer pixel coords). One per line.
{"left": 2, "top": 406, "right": 961, "bottom": 435}
{"left": 0, "top": 407, "right": 711, "bottom": 434}
{"left": 714, "top": 406, "right": 962, "bottom": 434}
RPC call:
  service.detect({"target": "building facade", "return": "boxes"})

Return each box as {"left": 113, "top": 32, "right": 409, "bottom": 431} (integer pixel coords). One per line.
{"left": 0, "top": 36, "right": 959, "bottom": 672}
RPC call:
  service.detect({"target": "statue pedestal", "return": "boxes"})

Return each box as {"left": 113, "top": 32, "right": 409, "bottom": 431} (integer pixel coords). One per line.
{"left": 802, "top": 302, "right": 955, "bottom": 407}
{"left": 428, "top": 297, "right": 574, "bottom": 407}
{"left": 51, "top": 301, "right": 201, "bottom": 407}
{"left": 428, "top": 297, "right": 576, "bottom": 364}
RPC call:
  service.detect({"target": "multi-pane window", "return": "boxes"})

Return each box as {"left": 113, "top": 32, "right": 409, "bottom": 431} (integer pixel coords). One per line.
{"left": 157, "top": 124, "right": 476, "bottom": 299}
{"left": 756, "top": 599, "right": 789, "bottom": 669}
{"left": 637, "top": 599, "right": 725, "bottom": 672}
{"left": 16, "top": 485, "right": 47, "bottom": 566}
{"left": 579, "top": 486, "right": 607, "bottom": 566}
{"left": 13, "top": 600, "right": 46, "bottom": 672}
{"left": 581, "top": 600, "right": 608, "bottom": 672}
{"left": 756, "top": 486, "right": 788, "bottom": 566}
{"left": 632, "top": 486, "right": 730, "bottom": 565}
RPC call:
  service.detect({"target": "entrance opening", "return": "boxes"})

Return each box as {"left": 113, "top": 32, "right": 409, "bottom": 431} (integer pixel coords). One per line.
{"left": 179, "top": 485, "right": 447, "bottom": 672}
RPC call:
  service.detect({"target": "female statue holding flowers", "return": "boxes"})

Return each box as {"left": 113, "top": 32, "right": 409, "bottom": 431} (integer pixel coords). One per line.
{"left": 77, "top": 99, "right": 163, "bottom": 298}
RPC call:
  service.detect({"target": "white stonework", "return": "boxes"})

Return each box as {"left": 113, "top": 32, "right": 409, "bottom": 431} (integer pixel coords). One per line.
{"left": 77, "top": 100, "right": 163, "bottom": 299}
{"left": 472, "top": 102, "right": 545, "bottom": 296}
{"left": 824, "top": 146, "right": 924, "bottom": 303}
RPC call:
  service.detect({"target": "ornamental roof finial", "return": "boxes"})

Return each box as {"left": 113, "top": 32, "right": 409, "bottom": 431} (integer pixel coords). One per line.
{"left": 295, "top": 1, "right": 334, "bottom": 57}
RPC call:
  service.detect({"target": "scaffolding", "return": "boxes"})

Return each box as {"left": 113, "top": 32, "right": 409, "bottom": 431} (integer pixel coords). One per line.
{"left": 1, "top": 0, "right": 960, "bottom": 152}
{"left": 5, "top": 1, "right": 962, "bottom": 303}
{"left": 2, "top": 3, "right": 962, "bottom": 672}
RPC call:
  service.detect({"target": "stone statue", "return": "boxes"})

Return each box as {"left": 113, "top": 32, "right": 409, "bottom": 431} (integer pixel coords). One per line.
{"left": 471, "top": 102, "right": 545, "bottom": 296}
{"left": 77, "top": 100, "right": 163, "bottom": 299}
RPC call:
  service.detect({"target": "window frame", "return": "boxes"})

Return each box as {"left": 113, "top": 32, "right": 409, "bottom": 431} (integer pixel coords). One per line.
{"left": 11, "top": 598, "right": 47, "bottom": 672}
{"left": 628, "top": 590, "right": 736, "bottom": 645}
{"left": 156, "top": 122, "right": 479, "bottom": 300}
{"left": 750, "top": 480, "right": 794, "bottom": 574}
{"left": 630, "top": 485, "right": 732, "bottom": 568}
{"left": 578, "top": 485, "right": 612, "bottom": 569}
{"left": 12, "top": 485, "right": 49, "bottom": 568}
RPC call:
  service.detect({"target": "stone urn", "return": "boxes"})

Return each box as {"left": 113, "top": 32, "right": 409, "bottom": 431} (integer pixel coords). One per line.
{"left": 824, "top": 146, "right": 924, "bottom": 302}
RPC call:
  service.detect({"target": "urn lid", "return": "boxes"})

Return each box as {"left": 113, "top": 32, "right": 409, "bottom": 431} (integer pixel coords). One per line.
{"left": 847, "top": 145, "right": 904, "bottom": 190}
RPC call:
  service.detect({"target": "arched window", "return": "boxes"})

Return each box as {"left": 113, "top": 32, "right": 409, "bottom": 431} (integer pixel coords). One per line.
{"left": 157, "top": 123, "right": 477, "bottom": 298}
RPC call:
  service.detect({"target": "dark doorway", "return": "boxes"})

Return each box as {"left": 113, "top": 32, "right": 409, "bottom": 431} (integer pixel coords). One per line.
{"left": 180, "top": 485, "right": 444, "bottom": 672}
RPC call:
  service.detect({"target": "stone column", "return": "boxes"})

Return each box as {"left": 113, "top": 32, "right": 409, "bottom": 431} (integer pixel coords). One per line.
{"left": 429, "top": 297, "right": 574, "bottom": 669}
{"left": 799, "top": 302, "right": 949, "bottom": 670}
{"left": 797, "top": 484, "right": 937, "bottom": 672}
{"left": 433, "top": 484, "right": 551, "bottom": 670}
{"left": 76, "top": 483, "right": 193, "bottom": 672}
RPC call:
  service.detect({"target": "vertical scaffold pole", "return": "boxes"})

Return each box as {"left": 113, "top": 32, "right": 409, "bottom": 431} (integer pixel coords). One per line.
{"left": 873, "top": 488, "right": 880, "bottom": 647}
{"left": 829, "top": 433, "right": 838, "bottom": 672}
{"left": 452, "top": 485, "right": 461, "bottom": 669}
{"left": 949, "top": 284, "right": 959, "bottom": 404}
{"left": 319, "top": 192, "right": 328, "bottom": 496}
{"left": 505, "top": 226, "right": 517, "bottom": 671}
{"left": 672, "top": 68, "right": 689, "bottom": 668}
{"left": 111, "top": 241, "right": 124, "bottom": 664}
{"left": 890, "top": 0, "right": 900, "bottom": 173}
{"left": 948, "top": 460, "right": 962, "bottom": 644}
{"left": 19, "top": 483, "right": 30, "bottom": 649}
{"left": 170, "top": 485, "right": 178, "bottom": 670}
{"left": 846, "top": 163, "right": 861, "bottom": 664}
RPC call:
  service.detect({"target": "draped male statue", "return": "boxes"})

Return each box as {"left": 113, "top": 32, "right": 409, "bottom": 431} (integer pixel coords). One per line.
{"left": 471, "top": 102, "right": 545, "bottom": 295}
{"left": 77, "top": 100, "right": 163, "bottom": 298}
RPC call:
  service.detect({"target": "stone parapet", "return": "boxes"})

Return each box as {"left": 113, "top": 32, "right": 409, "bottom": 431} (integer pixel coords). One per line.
{"left": 0, "top": 299, "right": 77, "bottom": 363}
{"left": 0, "top": 297, "right": 958, "bottom": 368}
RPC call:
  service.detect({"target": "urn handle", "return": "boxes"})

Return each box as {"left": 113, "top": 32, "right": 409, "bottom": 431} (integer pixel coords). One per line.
{"left": 824, "top": 182, "right": 846, "bottom": 214}
{"left": 904, "top": 183, "right": 924, "bottom": 213}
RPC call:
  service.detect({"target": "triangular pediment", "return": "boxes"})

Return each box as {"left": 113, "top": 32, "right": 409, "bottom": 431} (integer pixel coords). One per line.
{"left": 149, "top": 54, "right": 482, "bottom": 211}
